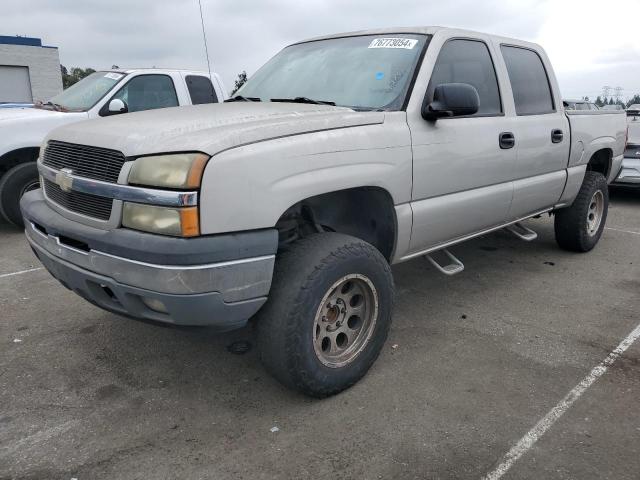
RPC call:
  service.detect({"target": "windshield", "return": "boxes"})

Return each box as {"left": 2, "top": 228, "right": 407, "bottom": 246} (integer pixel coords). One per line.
{"left": 46, "top": 71, "right": 125, "bottom": 111}
{"left": 237, "top": 34, "right": 429, "bottom": 110}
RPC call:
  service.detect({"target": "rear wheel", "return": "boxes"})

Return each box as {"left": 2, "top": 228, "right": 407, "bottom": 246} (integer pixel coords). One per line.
{"left": 0, "top": 162, "right": 39, "bottom": 227}
{"left": 554, "top": 171, "right": 608, "bottom": 252}
{"left": 257, "top": 233, "right": 394, "bottom": 397}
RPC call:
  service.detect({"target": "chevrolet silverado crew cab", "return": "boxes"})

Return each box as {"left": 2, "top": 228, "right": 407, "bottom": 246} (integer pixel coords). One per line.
{"left": 21, "top": 27, "right": 627, "bottom": 397}
{"left": 0, "top": 68, "right": 227, "bottom": 226}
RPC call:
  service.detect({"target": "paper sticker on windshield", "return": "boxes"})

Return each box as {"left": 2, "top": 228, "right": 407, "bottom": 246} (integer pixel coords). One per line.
{"left": 104, "top": 72, "right": 124, "bottom": 80}
{"left": 368, "top": 38, "right": 418, "bottom": 49}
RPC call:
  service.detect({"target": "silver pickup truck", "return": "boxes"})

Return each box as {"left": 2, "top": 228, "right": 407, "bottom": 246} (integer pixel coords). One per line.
{"left": 21, "top": 27, "right": 627, "bottom": 397}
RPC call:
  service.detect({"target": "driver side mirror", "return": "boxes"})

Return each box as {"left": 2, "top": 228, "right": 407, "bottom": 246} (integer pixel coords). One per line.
{"left": 107, "top": 98, "right": 128, "bottom": 115}
{"left": 422, "top": 83, "right": 480, "bottom": 121}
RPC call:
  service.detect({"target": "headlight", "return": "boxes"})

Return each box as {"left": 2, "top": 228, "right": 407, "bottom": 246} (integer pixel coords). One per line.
{"left": 128, "top": 153, "right": 209, "bottom": 189}
{"left": 122, "top": 203, "right": 199, "bottom": 237}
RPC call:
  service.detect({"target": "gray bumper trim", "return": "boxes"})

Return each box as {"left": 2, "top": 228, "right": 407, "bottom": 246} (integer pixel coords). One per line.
{"left": 31, "top": 242, "right": 265, "bottom": 329}
{"left": 25, "top": 221, "right": 274, "bottom": 301}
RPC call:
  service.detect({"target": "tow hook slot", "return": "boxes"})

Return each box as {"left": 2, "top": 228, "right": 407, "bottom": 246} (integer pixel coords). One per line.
{"left": 58, "top": 235, "right": 91, "bottom": 253}
{"left": 425, "top": 249, "right": 465, "bottom": 276}
{"left": 506, "top": 222, "right": 538, "bottom": 241}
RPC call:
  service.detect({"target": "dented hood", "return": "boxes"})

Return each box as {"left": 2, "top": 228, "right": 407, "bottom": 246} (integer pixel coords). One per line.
{"left": 46, "top": 102, "right": 385, "bottom": 157}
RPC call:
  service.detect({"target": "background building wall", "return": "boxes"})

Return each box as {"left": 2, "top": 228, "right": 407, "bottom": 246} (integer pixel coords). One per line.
{"left": 0, "top": 37, "right": 63, "bottom": 102}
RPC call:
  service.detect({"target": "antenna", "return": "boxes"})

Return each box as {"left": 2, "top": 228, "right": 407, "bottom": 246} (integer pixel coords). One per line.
{"left": 198, "top": 0, "right": 213, "bottom": 79}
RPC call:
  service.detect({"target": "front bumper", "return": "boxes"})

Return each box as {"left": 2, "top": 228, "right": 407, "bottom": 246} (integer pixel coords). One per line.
{"left": 21, "top": 190, "right": 277, "bottom": 329}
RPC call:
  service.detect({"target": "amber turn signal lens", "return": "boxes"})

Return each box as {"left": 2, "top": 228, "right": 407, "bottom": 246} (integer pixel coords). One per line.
{"left": 179, "top": 207, "right": 200, "bottom": 237}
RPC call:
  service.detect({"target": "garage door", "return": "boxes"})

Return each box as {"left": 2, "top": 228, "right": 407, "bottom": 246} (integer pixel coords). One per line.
{"left": 0, "top": 65, "right": 33, "bottom": 102}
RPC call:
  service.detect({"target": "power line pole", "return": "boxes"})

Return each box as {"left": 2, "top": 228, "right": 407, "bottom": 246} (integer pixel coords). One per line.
{"left": 602, "top": 85, "right": 611, "bottom": 99}
{"left": 614, "top": 86, "right": 623, "bottom": 103}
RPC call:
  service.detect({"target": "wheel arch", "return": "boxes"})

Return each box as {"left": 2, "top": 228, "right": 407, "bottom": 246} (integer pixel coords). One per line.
{"left": 274, "top": 186, "right": 397, "bottom": 262}
{"left": 0, "top": 147, "right": 39, "bottom": 177}
{"left": 585, "top": 147, "right": 612, "bottom": 179}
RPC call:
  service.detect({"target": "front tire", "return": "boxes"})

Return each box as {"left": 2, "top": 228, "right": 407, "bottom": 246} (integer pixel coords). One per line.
{"left": 554, "top": 171, "right": 608, "bottom": 252}
{"left": 0, "top": 162, "right": 40, "bottom": 227}
{"left": 257, "top": 233, "right": 394, "bottom": 397}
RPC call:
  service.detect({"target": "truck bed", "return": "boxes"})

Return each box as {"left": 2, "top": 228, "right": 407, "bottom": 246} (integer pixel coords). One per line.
{"left": 565, "top": 110, "right": 627, "bottom": 181}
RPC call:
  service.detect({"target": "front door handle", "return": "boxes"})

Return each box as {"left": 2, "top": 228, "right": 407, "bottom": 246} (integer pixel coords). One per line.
{"left": 499, "top": 132, "right": 515, "bottom": 149}
{"left": 551, "top": 129, "right": 564, "bottom": 143}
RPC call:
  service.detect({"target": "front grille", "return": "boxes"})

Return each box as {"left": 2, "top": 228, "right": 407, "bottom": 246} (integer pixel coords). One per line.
{"left": 625, "top": 144, "right": 640, "bottom": 158}
{"left": 43, "top": 179, "right": 113, "bottom": 221}
{"left": 42, "top": 140, "right": 126, "bottom": 183}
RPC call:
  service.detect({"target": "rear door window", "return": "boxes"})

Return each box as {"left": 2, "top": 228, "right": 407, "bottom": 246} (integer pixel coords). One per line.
{"left": 501, "top": 46, "right": 555, "bottom": 115}
{"left": 186, "top": 75, "right": 218, "bottom": 104}
{"left": 427, "top": 39, "right": 502, "bottom": 116}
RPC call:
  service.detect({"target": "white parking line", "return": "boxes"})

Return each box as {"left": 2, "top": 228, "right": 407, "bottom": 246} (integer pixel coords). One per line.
{"left": 483, "top": 322, "right": 640, "bottom": 480}
{"left": 605, "top": 227, "right": 640, "bottom": 236}
{"left": 0, "top": 267, "right": 42, "bottom": 279}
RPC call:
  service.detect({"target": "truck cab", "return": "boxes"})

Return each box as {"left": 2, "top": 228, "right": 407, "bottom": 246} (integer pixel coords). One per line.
{"left": 0, "top": 68, "right": 227, "bottom": 226}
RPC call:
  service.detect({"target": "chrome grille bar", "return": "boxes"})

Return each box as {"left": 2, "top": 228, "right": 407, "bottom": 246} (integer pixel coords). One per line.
{"left": 39, "top": 163, "right": 198, "bottom": 207}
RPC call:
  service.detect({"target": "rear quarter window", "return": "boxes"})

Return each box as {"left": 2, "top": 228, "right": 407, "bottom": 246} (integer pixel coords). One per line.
{"left": 501, "top": 46, "right": 555, "bottom": 115}
{"left": 186, "top": 75, "right": 218, "bottom": 105}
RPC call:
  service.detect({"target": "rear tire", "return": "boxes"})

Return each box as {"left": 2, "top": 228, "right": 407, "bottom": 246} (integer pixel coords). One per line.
{"left": 554, "top": 171, "right": 608, "bottom": 252}
{"left": 257, "top": 233, "right": 394, "bottom": 398}
{"left": 0, "top": 162, "right": 39, "bottom": 227}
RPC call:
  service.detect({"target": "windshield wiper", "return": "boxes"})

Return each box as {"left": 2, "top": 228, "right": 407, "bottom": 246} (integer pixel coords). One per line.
{"left": 224, "top": 96, "right": 261, "bottom": 102}
{"left": 271, "top": 97, "right": 336, "bottom": 106}
{"left": 34, "top": 101, "right": 66, "bottom": 112}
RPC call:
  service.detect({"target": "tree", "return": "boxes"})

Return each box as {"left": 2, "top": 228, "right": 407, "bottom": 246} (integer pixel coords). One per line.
{"left": 60, "top": 65, "right": 96, "bottom": 89}
{"left": 627, "top": 95, "right": 640, "bottom": 108}
{"left": 231, "top": 70, "right": 248, "bottom": 95}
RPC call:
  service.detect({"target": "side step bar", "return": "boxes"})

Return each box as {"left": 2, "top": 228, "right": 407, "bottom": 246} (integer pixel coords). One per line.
{"left": 425, "top": 249, "right": 464, "bottom": 276}
{"left": 506, "top": 222, "right": 538, "bottom": 242}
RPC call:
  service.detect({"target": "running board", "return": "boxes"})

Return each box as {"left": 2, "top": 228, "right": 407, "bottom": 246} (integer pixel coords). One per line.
{"left": 425, "top": 249, "right": 464, "bottom": 276}
{"left": 506, "top": 222, "right": 538, "bottom": 241}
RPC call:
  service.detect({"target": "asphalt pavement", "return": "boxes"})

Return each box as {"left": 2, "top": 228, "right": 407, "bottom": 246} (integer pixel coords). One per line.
{"left": 1, "top": 189, "right": 639, "bottom": 480}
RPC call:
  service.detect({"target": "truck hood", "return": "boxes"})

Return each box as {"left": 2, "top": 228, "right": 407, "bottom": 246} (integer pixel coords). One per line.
{"left": 47, "top": 102, "right": 385, "bottom": 157}
{"left": 0, "top": 107, "right": 85, "bottom": 124}
{"left": 0, "top": 107, "right": 88, "bottom": 158}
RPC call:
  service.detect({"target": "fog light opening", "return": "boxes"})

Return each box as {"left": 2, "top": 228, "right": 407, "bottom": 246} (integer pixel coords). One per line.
{"left": 100, "top": 284, "right": 120, "bottom": 305}
{"left": 142, "top": 297, "right": 169, "bottom": 314}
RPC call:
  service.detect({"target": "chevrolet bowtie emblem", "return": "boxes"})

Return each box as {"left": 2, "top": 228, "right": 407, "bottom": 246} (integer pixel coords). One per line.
{"left": 55, "top": 168, "right": 74, "bottom": 192}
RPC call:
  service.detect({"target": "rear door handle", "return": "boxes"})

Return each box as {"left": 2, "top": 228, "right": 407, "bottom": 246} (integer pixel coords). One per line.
{"left": 551, "top": 129, "right": 564, "bottom": 143}
{"left": 499, "top": 132, "right": 515, "bottom": 149}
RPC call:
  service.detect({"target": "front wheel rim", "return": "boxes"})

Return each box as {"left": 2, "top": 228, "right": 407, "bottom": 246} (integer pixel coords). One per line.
{"left": 312, "top": 274, "right": 378, "bottom": 368}
{"left": 586, "top": 190, "right": 604, "bottom": 237}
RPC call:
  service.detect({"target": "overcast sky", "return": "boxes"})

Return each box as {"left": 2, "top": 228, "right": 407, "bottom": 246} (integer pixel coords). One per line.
{"left": 5, "top": 0, "right": 640, "bottom": 100}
